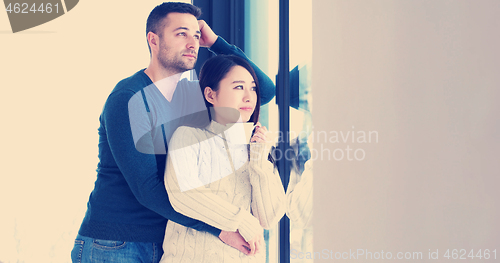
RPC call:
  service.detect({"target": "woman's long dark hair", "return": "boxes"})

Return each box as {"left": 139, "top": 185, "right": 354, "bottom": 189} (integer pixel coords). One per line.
{"left": 198, "top": 55, "right": 261, "bottom": 125}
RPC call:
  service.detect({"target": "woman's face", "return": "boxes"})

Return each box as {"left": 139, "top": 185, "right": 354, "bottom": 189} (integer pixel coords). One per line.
{"left": 208, "top": 65, "right": 257, "bottom": 124}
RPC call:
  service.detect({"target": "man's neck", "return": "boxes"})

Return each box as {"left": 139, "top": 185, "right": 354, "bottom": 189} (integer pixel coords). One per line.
{"left": 144, "top": 64, "right": 184, "bottom": 102}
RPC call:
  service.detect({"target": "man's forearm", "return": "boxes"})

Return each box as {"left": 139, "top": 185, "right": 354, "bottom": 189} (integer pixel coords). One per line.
{"left": 106, "top": 90, "right": 222, "bottom": 237}
{"left": 208, "top": 36, "right": 276, "bottom": 105}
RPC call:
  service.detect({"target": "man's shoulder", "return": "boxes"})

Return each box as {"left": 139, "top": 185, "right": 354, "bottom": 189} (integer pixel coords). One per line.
{"left": 113, "top": 69, "right": 152, "bottom": 94}
{"left": 104, "top": 69, "right": 152, "bottom": 106}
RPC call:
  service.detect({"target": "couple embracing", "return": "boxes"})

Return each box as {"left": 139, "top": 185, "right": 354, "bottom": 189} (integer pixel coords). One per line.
{"left": 71, "top": 2, "right": 285, "bottom": 263}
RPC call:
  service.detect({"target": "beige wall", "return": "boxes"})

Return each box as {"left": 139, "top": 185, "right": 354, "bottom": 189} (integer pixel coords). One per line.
{"left": 1, "top": 0, "right": 499, "bottom": 262}
{"left": 0, "top": 1, "right": 184, "bottom": 262}
{"left": 313, "top": 0, "right": 500, "bottom": 261}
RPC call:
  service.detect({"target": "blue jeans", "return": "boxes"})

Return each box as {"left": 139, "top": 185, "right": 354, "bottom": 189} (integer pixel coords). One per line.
{"left": 71, "top": 234, "right": 163, "bottom": 263}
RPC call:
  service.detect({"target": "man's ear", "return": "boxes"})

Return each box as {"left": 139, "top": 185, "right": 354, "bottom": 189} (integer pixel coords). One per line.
{"left": 204, "top": 87, "right": 216, "bottom": 104}
{"left": 147, "top": 32, "right": 159, "bottom": 53}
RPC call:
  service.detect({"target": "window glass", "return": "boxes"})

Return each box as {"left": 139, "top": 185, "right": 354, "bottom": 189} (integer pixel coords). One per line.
{"left": 289, "top": 1, "right": 313, "bottom": 262}
{"left": 244, "top": 0, "right": 280, "bottom": 262}
{"left": 245, "top": 0, "right": 313, "bottom": 262}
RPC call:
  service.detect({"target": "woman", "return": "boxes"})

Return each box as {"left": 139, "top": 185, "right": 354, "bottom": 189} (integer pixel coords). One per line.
{"left": 160, "top": 55, "right": 286, "bottom": 262}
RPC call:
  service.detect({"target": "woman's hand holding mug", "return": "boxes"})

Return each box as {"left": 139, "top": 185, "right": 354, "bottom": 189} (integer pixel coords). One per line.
{"left": 250, "top": 122, "right": 269, "bottom": 143}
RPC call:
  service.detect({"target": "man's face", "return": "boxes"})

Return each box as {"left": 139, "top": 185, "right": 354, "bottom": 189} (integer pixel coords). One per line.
{"left": 157, "top": 13, "right": 200, "bottom": 74}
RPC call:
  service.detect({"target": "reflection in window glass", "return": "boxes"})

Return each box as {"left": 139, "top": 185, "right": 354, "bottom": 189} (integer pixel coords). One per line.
{"left": 289, "top": 0, "right": 313, "bottom": 263}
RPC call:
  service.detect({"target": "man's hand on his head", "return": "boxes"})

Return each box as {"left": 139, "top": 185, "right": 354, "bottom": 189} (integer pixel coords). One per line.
{"left": 198, "top": 20, "right": 218, "bottom": 48}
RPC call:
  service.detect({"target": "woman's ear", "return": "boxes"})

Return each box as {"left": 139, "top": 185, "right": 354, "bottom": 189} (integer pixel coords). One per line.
{"left": 204, "top": 87, "right": 216, "bottom": 104}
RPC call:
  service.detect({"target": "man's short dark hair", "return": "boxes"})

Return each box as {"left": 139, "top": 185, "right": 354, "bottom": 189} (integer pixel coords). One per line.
{"left": 146, "top": 2, "right": 202, "bottom": 54}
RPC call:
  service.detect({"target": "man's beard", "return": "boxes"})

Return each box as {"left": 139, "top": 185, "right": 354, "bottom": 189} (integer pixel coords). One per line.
{"left": 158, "top": 44, "right": 197, "bottom": 74}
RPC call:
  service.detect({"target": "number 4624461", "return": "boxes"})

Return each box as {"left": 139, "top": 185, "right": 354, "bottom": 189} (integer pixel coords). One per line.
{"left": 443, "top": 249, "right": 496, "bottom": 260}
{"left": 6, "top": 3, "right": 60, "bottom": 14}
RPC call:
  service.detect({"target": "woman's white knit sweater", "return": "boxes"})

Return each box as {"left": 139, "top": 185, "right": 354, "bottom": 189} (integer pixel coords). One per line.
{"left": 160, "top": 121, "right": 286, "bottom": 263}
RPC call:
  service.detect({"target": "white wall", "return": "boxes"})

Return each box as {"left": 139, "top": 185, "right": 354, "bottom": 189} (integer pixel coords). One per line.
{"left": 313, "top": 0, "right": 500, "bottom": 261}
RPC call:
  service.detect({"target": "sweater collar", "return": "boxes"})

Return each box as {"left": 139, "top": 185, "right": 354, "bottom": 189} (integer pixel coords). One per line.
{"left": 206, "top": 120, "right": 253, "bottom": 144}
{"left": 206, "top": 120, "right": 232, "bottom": 135}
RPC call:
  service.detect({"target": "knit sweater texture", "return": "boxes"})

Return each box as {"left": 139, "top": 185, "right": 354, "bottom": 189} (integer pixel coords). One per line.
{"left": 160, "top": 121, "right": 286, "bottom": 262}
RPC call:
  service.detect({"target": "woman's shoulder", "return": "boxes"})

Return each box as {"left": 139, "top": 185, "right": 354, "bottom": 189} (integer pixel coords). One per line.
{"left": 172, "top": 125, "right": 207, "bottom": 139}
{"left": 169, "top": 126, "right": 209, "bottom": 151}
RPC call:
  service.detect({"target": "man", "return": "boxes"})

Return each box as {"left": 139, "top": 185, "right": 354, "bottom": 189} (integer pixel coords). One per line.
{"left": 71, "top": 2, "right": 275, "bottom": 262}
